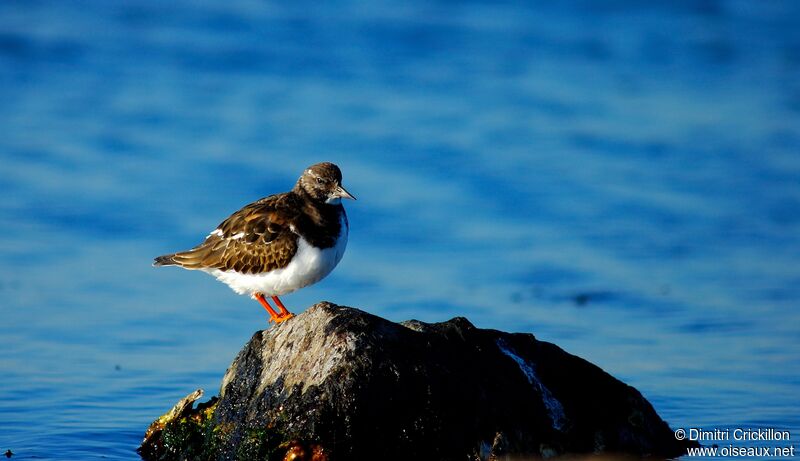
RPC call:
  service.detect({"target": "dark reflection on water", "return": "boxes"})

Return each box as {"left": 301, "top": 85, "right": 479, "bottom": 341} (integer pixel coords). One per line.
{"left": 1, "top": 1, "right": 799, "bottom": 459}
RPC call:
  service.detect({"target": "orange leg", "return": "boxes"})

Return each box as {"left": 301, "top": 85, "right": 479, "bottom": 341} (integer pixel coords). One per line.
{"left": 254, "top": 293, "right": 279, "bottom": 323}
{"left": 271, "top": 296, "right": 294, "bottom": 323}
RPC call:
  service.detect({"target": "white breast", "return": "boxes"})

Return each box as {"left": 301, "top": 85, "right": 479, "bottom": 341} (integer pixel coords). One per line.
{"left": 207, "top": 214, "right": 349, "bottom": 297}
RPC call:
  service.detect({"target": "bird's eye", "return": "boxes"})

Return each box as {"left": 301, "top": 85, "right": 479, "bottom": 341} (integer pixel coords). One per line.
{"left": 316, "top": 177, "right": 326, "bottom": 184}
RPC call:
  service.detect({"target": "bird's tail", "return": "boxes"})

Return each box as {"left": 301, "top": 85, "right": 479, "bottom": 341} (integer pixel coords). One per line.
{"left": 153, "top": 248, "right": 210, "bottom": 269}
{"left": 153, "top": 254, "right": 178, "bottom": 267}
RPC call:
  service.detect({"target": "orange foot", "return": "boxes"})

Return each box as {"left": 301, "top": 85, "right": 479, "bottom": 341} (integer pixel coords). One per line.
{"left": 254, "top": 293, "right": 295, "bottom": 324}
{"left": 271, "top": 295, "right": 295, "bottom": 323}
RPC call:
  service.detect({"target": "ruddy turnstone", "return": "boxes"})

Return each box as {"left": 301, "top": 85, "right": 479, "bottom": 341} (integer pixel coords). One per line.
{"left": 153, "top": 162, "right": 355, "bottom": 324}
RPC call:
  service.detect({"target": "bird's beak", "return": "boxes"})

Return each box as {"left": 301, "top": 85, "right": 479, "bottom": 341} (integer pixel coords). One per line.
{"left": 336, "top": 184, "right": 356, "bottom": 200}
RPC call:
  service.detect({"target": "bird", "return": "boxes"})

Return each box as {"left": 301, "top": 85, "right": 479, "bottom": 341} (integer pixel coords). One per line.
{"left": 153, "top": 162, "right": 355, "bottom": 324}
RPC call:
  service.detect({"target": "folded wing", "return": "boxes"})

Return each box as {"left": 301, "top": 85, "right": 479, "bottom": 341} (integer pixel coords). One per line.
{"left": 154, "top": 194, "right": 300, "bottom": 274}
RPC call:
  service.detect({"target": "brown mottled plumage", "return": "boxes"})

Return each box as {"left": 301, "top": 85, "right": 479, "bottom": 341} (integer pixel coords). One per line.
{"left": 156, "top": 194, "right": 302, "bottom": 274}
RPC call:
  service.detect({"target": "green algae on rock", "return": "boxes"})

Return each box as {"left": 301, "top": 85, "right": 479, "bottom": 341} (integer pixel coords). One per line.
{"left": 137, "top": 389, "right": 219, "bottom": 460}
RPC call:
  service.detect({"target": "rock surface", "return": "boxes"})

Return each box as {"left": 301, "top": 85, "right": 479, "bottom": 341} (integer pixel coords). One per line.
{"left": 139, "top": 302, "right": 694, "bottom": 460}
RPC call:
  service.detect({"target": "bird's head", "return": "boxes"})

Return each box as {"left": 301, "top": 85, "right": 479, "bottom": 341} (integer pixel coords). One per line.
{"left": 296, "top": 162, "right": 356, "bottom": 205}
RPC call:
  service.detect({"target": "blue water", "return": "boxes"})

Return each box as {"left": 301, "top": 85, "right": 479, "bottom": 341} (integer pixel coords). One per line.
{"left": 1, "top": 1, "right": 799, "bottom": 459}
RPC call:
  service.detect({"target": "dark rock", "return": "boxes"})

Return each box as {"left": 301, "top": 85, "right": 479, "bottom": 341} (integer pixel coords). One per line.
{"left": 139, "top": 302, "right": 695, "bottom": 460}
